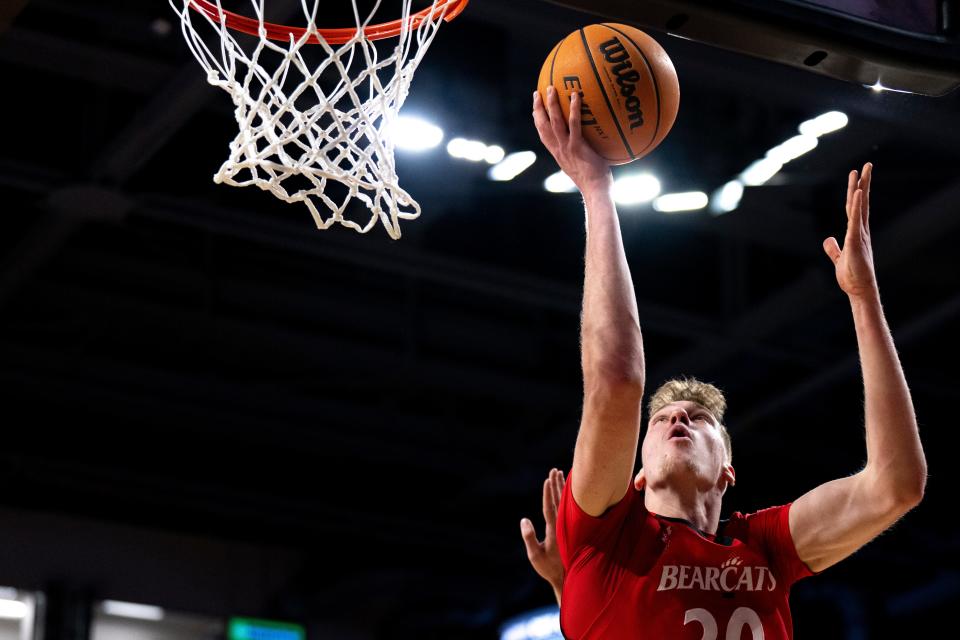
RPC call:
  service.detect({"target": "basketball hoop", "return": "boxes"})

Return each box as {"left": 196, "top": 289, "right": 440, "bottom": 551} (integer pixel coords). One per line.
{"left": 170, "top": 0, "right": 470, "bottom": 239}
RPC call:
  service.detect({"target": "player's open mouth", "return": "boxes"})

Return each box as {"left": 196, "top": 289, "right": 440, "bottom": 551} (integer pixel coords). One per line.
{"left": 668, "top": 426, "right": 691, "bottom": 440}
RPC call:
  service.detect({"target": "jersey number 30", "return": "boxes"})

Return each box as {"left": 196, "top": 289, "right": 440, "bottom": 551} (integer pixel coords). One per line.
{"left": 684, "top": 607, "right": 764, "bottom": 640}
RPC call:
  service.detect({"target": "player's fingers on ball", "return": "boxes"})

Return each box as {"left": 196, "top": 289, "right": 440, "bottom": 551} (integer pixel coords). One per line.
{"left": 534, "top": 126, "right": 559, "bottom": 156}
{"left": 532, "top": 103, "right": 558, "bottom": 149}
{"left": 568, "top": 92, "right": 582, "bottom": 141}
{"left": 545, "top": 88, "right": 568, "bottom": 139}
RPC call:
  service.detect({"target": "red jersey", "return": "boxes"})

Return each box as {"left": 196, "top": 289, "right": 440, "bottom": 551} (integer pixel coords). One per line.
{"left": 557, "top": 474, "right": 816, "bottom": 640}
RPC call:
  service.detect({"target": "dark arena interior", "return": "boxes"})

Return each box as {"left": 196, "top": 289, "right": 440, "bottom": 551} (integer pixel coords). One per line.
{"left": 0, "top": 1, "right": 958, "bottom": 639}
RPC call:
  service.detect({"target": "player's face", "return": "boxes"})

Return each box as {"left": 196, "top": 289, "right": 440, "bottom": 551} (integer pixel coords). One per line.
{"left": 640, "top": 401, "right": 729, "bottom": 492}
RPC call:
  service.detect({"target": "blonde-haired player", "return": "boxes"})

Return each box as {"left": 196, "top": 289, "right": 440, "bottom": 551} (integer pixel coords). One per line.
{"left": 520, "top": 86, "right": 926, "bottom": 639}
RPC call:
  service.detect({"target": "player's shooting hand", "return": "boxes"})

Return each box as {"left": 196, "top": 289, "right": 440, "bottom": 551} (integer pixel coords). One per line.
{"left": 521, "top": 468, "right": 565, "bottom": 599}
{"left": 532, "top": 87, "right": 611, "bottom": 195}
{"left": 823, "top": 163, "right": 879, "bottom": 301}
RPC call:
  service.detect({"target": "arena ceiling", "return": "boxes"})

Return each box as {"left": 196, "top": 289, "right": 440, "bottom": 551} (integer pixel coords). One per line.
{"left": 1, "top": 1, "right": 958, "bottom": 637}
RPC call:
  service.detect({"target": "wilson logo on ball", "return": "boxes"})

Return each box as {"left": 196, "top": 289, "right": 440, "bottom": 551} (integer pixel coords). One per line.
{"left": 598, "top": 37, "right": 645, "bottom": 130}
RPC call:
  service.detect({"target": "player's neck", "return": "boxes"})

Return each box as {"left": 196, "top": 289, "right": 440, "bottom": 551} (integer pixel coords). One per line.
{"left": 643, "top": 486, "right": 723, "bottom": 535}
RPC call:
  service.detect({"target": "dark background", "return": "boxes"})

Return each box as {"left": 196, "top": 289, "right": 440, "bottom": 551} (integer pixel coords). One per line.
{"left": 0, "top": 0, "right": 958, "bottom": 638}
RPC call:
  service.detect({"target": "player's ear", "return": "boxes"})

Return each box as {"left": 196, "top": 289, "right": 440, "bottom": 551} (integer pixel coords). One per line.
{"left": 634, "top": 468, "right": 646, "bottom": 491}
{"left": 721, "top": 464, "right": 736, "bottom": 493}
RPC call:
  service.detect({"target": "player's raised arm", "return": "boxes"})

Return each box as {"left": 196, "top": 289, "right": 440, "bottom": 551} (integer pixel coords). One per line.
{"left": 789, "top": 163, "right": 927, "bottom": 573}
{"left": 532, "top": 88, "right": 644, "bottom": 517}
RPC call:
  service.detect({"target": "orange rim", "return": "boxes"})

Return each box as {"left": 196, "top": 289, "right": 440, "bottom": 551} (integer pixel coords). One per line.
{"left": 187, "top": 0, "right": 470, "bottom": 44}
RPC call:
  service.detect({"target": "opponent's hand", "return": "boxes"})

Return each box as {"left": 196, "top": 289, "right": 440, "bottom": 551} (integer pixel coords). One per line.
{"left": 823, "top": 163, "right": 879, "bottom": 300}
{"left": 532, "top": 87, "right": 611, "bottom": 194}
{"left": 520, "top": 468, "right": 565, "bottom": 601}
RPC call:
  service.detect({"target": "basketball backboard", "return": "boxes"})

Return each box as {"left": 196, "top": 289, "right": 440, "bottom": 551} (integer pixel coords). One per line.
{"left": 548, "top": 0, "right": 960, "bottom": 96}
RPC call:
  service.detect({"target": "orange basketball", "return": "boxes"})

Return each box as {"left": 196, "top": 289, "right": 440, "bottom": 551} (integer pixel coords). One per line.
{"left": 537, "top": 24, "right": 680, "bottom": 165}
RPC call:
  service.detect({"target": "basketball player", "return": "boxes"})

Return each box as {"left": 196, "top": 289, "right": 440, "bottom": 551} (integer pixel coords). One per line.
{"left": 524, "top": 85, "right": 927, "bottom": 638}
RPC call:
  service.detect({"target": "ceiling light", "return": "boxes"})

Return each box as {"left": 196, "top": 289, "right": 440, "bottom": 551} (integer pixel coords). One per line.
{"left": 612, "top": 173, "right": 661, "bottom": 205}
{"left": 101, "top": 601, "right": 164, "bottom": 621}
{"left": 488, "top": 151, "right": 537, "bottom": 181}
{"left": 766, "top": 134, "right": 818, "bottom": 164}
{"left": 447, "top": 137, "right": 489, "bottom": 162}
{"left": 484, "top": 145, "right": 506, "bottom": 165}
{"left": 0, "top": 599, "right": 28, "bottom": 620}
{"left": 391, "top": 116, "right": 443, "bottom": 151}
{"left": 740, "top": 158, "right": 783, "bottom": 186}
{"left": 710, "top": 180, "right": 744, "bottom": 214}
{"left": 653, "top": 191, "right": 708, "bottom": 213}
{"left": 544, "top": 171, "right": 577, "bottom": 193}
{"left": 798, "top": 111, "right": 848, "bottom": 137}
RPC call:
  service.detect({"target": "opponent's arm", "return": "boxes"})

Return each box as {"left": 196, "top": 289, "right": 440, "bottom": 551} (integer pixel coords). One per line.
{"left": 532, "top": 88, "right": 645, "bottom": 516}
{"left": 520, "top": 468, "right": 565, "bottom": 606}
{"left": 520, "top": 468, "right": 647, "bottom": 606}
{"left": 789, "top": 163, "right": 927, "bottom": 573}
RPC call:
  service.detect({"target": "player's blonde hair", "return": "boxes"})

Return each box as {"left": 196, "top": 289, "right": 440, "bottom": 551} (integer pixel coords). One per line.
{"left": 647, "top": 376, "right": 733, "bottom": 465}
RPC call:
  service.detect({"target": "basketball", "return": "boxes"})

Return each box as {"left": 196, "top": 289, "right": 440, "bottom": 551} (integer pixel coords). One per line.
{"left": 537, "top": 24, "right": 680, "bottom": 165}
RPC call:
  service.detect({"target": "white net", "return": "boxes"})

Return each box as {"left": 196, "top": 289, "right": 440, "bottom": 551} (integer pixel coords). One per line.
{"left": 170, "top": 0, "right": 455, "bottom": 239}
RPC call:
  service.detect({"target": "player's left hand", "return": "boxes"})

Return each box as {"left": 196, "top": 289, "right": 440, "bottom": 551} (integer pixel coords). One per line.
{"left": 520, "top": 468, "right": 565, "bottom": 595}
{"left": 822, "top": 162, "right": 879, "bottom": 300}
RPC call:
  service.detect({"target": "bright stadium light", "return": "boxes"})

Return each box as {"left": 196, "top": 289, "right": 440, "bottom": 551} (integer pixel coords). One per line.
{"left": 391, "top": 116, "right": 443, "bottom": 151}
{"left": 102, "top": 601, "right": 165, "bottom": 621}
{"left": 447, "top": 137, "right": 489, "bottom": 162}
{"left": 612, "top": 173, "right": 661, "bottom": 205}
{"left": 766, "top": 134, "right": 818, "bottom": 164}
{"left": 488, "top": 151, "right": 537, "bottom": 181}
{"left": 0, "top": 599, "right": 27, "bottom": 620}
{"left": 484, "top": 145, "right": 506, "bottom": 164}
{"left": 544, "top": 171, "right": 577, "bottom": 193}
{"left": 710, "top": 179, "right": 744, "bottom": 214}
{"left": 501, "top": 609, "right": 562, "bottom": 640}
{"left": 740, "top": 157, "right": 783, "bottom": 186}
{"left": 799, "top": 111, "right": 848, "bottom": 137}
{"left": 865, "top": 80, "right": 913, "bottom": 94}
{"left": 653, "top": 191, "right": 708, "bottom": 213}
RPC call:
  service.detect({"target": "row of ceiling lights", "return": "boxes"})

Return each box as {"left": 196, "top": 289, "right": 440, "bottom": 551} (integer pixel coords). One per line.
{"left": 390, "top": 109, "right": 848, "bottom": 213}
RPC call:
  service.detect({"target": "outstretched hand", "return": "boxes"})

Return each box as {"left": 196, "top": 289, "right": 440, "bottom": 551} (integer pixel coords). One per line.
{"left": 521, "top": 468, "right": 565, "bottom": 600}
{"left": 520, "top": 467, "right": 646, "bottom": 606}
{"left": 823, "top": 163, "right": 879, "bottom": 300}
{"left": 532, "top": 87, "right": 611, "bottom": 193}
